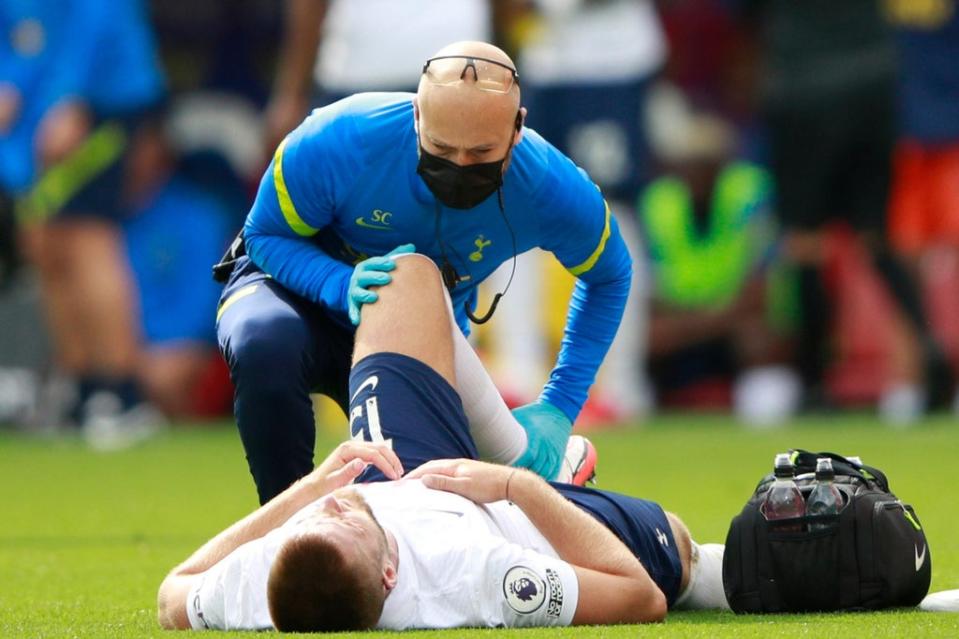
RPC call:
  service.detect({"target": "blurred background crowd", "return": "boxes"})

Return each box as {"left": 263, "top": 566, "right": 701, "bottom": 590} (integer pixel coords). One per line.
{"left": 1, "top": 0, "right": 958, "bottom": 446}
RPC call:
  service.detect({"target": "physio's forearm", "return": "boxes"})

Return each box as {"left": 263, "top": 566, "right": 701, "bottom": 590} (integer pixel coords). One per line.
{"left": 541, "top": 212, "right": 632, "bottom": 420}
{"left": 509, "top": 471, "right": 645, "bottom": 579}
{"left": 541, "top": 273, "right": 631, "bottom": 421}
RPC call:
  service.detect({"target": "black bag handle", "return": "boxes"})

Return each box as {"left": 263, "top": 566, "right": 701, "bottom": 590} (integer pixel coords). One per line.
{"left": 789, "top": 449, "right": 890, "bottom": 493}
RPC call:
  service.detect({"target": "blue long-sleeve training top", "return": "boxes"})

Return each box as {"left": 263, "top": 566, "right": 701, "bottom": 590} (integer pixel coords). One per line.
{"left": 244, "top": 92, "right": 632, "bottom": 421}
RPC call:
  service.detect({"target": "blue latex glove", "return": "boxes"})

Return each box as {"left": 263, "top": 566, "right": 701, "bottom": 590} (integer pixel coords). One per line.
{"left": 511, "top": 400, "right": 573, "bottom": 480}
{"left": 348, "top": 244, "right": 416, "bottom": 325}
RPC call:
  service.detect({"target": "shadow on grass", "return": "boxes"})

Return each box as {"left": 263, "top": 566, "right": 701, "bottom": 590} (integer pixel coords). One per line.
{"left": 666, "top": 607, "right": 928, "bottom": 625}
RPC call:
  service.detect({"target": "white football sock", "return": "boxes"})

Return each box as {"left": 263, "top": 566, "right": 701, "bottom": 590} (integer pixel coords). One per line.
{"left": 444, "top": 287, "right": 528, "bottom": 464}
{"left": 673, "top": 543, "right": 730, "bottom": 610}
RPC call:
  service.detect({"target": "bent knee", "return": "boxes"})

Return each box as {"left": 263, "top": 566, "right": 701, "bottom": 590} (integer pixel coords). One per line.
{"left": 378, "top": 253, "right": 446, "bottom": 302}
{"left": 224, "top": 313, "right": 310, "bottom": 375}
{"left": 392, "top": 253, "right": 442, "bottom": 283}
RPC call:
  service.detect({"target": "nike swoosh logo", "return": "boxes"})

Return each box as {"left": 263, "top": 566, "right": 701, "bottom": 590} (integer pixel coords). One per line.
{"left": 915, "top": 544, "right": 927, "bottom": 571}
{"left": 355, "top": 217, "right": 391, "bottom": 230}
{"left": 350, "top": 375, "right": 379, "bottom": 402}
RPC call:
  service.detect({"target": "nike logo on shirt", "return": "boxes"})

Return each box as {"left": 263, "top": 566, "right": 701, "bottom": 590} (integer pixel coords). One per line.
{"left": 355, "top": 216, "right": 392, "bottom": 230}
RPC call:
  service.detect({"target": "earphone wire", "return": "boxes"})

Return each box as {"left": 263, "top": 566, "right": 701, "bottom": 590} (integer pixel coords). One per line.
{"left": 432, "top": 190, "right": 517, "bottom": 325}
{"left": 464, "top": 187, "right": 515, "bottom": 324}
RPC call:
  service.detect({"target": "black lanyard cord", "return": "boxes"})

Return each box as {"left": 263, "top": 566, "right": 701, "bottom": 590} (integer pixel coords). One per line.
{"left": 432, "top": 190, "right": 516, "bottom": 325}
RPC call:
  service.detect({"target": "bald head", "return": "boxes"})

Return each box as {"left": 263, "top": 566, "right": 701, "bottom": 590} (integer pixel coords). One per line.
{"left": 415, "top": 41, "right": 524, "bottom": 167}
{"left": 420, "top": 41, "right": 520, "bottom": 100}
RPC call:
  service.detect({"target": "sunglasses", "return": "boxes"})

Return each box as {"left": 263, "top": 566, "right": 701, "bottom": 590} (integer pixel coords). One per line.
{"left": 422, "top": 55, "right": 519, "bottom": 94}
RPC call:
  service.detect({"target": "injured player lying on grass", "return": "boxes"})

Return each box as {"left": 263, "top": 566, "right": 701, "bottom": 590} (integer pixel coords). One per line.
{"left": 156, "top": 254, "right": 729, "bottom": 631}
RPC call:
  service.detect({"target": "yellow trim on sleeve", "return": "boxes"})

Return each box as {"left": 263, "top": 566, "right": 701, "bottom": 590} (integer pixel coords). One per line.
{"left": 567, "top": 200, "right": 612, "bottom": 276}
{"left": 216, "top": 284, "right": 259, "bottom": 322}
{"left": 273, "top": 138, "right": 319, "bottom": 236}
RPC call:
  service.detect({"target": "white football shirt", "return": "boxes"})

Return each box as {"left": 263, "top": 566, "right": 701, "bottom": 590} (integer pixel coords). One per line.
{"left": 186, "top": 480, "right": 579, "bottom": 630}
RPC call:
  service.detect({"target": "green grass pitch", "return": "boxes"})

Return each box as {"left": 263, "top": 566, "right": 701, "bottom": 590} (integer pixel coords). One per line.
{"left": 2, "top": 415, "right": 958, "bottom": 638}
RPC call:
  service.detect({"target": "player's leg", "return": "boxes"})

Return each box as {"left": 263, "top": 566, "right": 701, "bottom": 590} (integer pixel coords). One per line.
{"left": 355, "top": 253, "right": 529, "bottom": 463}
{"left": 449, "top": 296, "right": 529, "bottom": 464}
{"left": 217, "top": 257, "right": 349, "bottom": 504}
{"left": 849, "top": 80, "right": 952, "bottom": 411}
{"left": 352, "top": 253, "right": 454, "bottom": 383}
{"left": 551, "top": 484, "right": 727, "bottom": 610}
{"left": 22, "top": 128, "right": 148, "bottom": 434}
{"left": 349, "top": 254, "right": 480, "bottom": 478}
{"left": 353, "top": 253, "right": 593, "bottom": 480}
{"left": 766, "top": 100, "right": 835, "bottom": 407}
{"left": 666, "top": 512, "right": 728, "bottom": 611}
{"left": 49, "top": 219, "right": 140, "bottom": 379}
{"left": 552, "top": 485, "right": 685, "bottom": 603}
{"left": 22, "top": 222, "right": 88, "bottom": 377}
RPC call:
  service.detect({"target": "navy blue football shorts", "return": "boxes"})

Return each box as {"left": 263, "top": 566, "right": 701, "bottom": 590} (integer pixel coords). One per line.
{"left": 553, "top": 483, "right": 684, "bottom": 606}
{"left": 348, "top": 352, "right": 477, "bottom": 482}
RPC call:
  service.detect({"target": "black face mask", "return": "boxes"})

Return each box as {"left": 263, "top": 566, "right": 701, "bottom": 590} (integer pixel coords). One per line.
{"left": 416, "top": 146, "right": 506, "bottom": 209}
